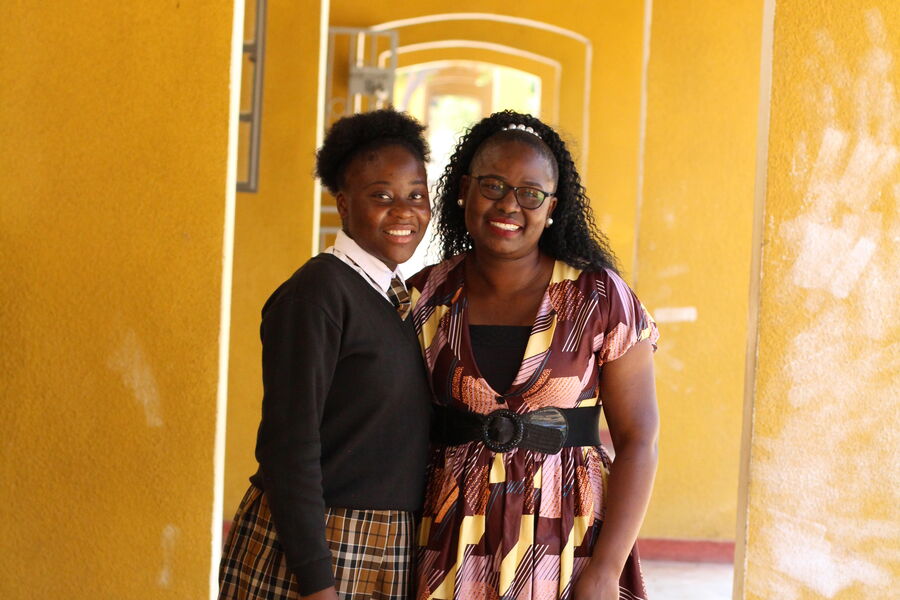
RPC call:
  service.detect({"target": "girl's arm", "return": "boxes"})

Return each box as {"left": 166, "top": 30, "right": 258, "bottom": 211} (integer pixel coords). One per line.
{"left": 256, "top": 287, "right": 341, "bottom": 597}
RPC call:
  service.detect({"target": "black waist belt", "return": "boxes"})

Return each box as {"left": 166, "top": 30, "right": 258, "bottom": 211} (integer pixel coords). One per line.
{"left": 433, "top": 404, "right": 602, "bottom": 454}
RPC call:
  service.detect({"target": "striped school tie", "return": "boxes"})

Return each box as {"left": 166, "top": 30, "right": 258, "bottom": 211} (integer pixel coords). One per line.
{"left": 387, "top": 276, "right": 411, "bottom": 320}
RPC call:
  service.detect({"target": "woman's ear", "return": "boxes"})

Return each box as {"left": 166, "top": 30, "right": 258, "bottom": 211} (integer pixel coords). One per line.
{"left": 547, "top": 195, "right": 558, "bottom": 218}
{"left": 459, "top": 174, "right": 471, "bottom": 199}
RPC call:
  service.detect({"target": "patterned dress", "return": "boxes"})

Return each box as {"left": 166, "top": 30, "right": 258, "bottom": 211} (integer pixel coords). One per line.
{"left": 408, "top": 255, "right": 659, "bottom": 600}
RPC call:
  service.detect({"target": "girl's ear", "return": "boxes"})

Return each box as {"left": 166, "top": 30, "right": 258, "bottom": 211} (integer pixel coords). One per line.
{"left": 335, "top": 190, "right": 349, "bottom": 222}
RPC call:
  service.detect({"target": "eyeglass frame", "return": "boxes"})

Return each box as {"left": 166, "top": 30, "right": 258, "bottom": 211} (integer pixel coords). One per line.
{"left": 467, "top": 175, "right": 555, "bottom": 210}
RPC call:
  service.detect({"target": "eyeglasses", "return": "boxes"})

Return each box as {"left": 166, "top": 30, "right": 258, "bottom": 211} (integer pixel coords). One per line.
{"left": 471, "top": 175, "right": 554, "bottom": 210}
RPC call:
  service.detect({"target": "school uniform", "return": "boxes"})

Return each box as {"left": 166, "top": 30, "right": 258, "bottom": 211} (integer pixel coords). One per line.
{"left": 219, "top": 232, "right": 432, "bottom": 599}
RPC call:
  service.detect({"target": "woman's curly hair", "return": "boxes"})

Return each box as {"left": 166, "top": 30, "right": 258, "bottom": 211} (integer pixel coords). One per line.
{"left": 435, "top": 110, "right": 618, "bottom": 272}
{"left": 316, "top": 109, "right": 429, "bottom": 195}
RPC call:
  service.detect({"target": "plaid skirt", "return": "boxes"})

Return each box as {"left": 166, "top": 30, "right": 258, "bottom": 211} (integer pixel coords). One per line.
{"left": 219, "top": 485, "right": 416, "bottom": 600}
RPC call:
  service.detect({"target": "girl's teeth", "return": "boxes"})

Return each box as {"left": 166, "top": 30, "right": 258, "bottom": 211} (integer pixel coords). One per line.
{"left": 388, "top": 229, "right": 412, "bottom": 236}
{"left": 491, "top": 221, "right": 520, "bottom": 231}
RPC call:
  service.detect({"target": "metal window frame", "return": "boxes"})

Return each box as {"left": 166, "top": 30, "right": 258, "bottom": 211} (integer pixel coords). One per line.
{"left": 237, "top": 0, "right": 267, "bottom": 193}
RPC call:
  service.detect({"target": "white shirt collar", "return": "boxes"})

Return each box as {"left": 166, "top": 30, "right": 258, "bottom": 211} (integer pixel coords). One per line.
{"left": 330, "top": 230, "right": 403, "bottom": 293}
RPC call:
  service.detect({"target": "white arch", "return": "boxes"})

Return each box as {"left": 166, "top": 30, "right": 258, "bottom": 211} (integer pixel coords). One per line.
{"left": 380, "top": 40, "right": 561, "bottom": 123}
{"left": 368, "top": 13, "right": 591, "bottom": 164}
{"left": 378, "top": 40, "right": 562, "bottom": 119}
{"left": 369, "top": 12, "right": 590, "bottom": 45}
{"left": 380, "top": 40, "right": 561, "bottom": 71}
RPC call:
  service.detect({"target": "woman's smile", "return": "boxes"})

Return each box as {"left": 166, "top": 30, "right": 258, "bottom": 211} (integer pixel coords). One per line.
{"left": 487, "top": 217, "right": 523, "bottom": 235}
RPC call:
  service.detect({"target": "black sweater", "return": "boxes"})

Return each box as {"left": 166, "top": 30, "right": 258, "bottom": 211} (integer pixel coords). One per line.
{"left": 249, "top": 254, "right": 432, "bottom": 595}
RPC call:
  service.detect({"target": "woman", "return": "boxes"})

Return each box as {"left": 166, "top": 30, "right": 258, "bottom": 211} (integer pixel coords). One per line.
{"left": 219, "top": 109, "right": 433, "bottom": 600}
{"left": 409, "top": 111, "right": 659, "bottom": 600}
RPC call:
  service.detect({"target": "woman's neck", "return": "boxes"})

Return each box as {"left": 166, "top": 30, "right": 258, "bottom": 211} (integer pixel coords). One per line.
{"left": 465, "top": 250, "right": 552, "bottom": 295}
{"left": 464, "top": 250, "right": 554, "bottom": 326}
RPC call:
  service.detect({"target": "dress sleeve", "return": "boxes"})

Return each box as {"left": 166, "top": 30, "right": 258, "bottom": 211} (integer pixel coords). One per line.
{"left": 593, "top": 268, "right": 659, "bottom": 364}
{"left": 255, "top": 294, "right": 341, "bottom": 595}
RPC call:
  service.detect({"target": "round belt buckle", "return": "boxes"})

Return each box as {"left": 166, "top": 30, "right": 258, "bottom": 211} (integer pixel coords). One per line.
{"left": 481, "top": 409, "right": 524, "bottom": 453}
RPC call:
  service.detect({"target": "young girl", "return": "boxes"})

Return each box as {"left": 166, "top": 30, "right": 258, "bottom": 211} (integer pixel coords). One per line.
{"left": 219, "top": 110, "right": 433, "bottom": 600}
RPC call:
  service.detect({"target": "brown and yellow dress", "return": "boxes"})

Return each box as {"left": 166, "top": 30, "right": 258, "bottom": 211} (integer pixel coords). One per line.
{"left": 408, "top": 255, "right": 658, "bottom": 600}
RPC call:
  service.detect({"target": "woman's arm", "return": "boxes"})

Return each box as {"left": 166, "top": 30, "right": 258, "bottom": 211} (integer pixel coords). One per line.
{"left": 574, "top": 338, "right": 659, "bottom": 599}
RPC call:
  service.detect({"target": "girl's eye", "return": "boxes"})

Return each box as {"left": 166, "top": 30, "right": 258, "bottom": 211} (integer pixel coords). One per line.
{"left": 373, "top": 192, "right": 392, "bottom": 202}
{"left": 410, "top": 192, "right": 427, "bottom": 202}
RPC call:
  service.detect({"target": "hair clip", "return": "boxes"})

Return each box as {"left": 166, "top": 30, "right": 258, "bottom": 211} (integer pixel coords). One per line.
{"left": 501, "top": 123, "right": 541, "bottom": 139}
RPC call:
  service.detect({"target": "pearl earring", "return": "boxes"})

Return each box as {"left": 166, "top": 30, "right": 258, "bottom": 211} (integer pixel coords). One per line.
{"left": 457, "top": 198, "right": 464, "bottom": 207}
{"left": 546, "top": 217, "right": 554, "bottom": 227}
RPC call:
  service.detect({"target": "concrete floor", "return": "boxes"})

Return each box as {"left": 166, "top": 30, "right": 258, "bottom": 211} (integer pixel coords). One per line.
{"left": 642, "top": 560, "right": 734, "bottom": 599}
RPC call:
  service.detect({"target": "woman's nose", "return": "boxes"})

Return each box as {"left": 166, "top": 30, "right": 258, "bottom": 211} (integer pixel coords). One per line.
{"left": 494, "top": 190, "right": 520, "bottom": 213}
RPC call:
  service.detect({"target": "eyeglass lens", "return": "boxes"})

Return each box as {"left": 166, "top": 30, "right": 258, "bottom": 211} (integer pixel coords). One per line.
{"left": 477, "top": 176, "right": 548, "bottom": 209}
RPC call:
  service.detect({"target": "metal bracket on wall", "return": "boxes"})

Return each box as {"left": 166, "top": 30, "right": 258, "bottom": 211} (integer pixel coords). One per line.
{"left": 237, "top": 0, "right": 267, "bottom": 193}
{"left": 325, "top": 27, "right": 398, "bottom": 126}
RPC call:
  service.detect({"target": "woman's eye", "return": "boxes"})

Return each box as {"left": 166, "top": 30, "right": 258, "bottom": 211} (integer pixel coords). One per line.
{"left": 522, "top": 188, "right": 542, "bottom": 199}
{"left": 410, "top": 192, "right": 427, "bottom": 202}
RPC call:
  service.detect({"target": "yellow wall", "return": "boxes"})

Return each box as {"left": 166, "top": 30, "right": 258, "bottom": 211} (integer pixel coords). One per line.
{"left": 0, "top": 3, "right": 237, "bottom": 598}
{"left": 740, "top": 1, "right": 900, "bottom": 597}
{"left": 224, "top": 0, "right": 327, "bottom": 515}
{"left": 636, "top": 1, "right": 762, "bottom": 540}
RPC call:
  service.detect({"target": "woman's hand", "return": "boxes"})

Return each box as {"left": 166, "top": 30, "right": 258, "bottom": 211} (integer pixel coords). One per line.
{"left": 300, "top": 586, "right": 340, "bottom": 600}
{"left": 573, "top": 565, "right": 620, "bottom": 599}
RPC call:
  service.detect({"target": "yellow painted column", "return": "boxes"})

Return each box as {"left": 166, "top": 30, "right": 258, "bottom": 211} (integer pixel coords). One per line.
{"left": 636, "top": 0, "right": 763, "bottom": 541}
{"left": 739, "top": 1, "right": 900, "bottom": 597}
{"left": 224, "top": 0, "right": 328, "bottom": 519}
{"left": 0, "top": 2, "right": 238, "bottom": 598}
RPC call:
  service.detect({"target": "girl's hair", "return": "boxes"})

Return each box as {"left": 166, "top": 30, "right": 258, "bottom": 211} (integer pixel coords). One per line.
{"left": 435, "top": 110, "right": 618, "bottom": 272}
{"left": 315, "top": 109, "right": 430, "bottom": 195}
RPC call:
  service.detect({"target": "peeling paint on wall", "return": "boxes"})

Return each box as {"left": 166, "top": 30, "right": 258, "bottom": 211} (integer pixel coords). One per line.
{"left": 157, "top": 524, "right": 179, "bottom": 588}
{"left": 107, "top": 330, "right": 164, "bottom": 427}
{"left": 655, "top": 264, "right": 690, "bottom": 279}
{"left": 763, "top": 509, "right": 890, "bottom": 596}
{"left": 653, "top": 306, "right": 698, "bottom": 323}
{"left": 747, "top": 6, "right": 900, "bottom": 598}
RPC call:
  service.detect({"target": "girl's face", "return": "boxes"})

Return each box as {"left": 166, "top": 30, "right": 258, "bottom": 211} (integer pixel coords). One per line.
{"left": 336, "top": 144, "right": 430, "bottom": 271}
{"left": 461, "top": 140, "right": 557, "bottom": 262}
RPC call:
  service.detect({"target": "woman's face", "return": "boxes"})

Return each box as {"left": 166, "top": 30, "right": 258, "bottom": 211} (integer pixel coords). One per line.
{"left": 336, "top": 144, "right": 430, "bottom": 271}
{"left": 461, "top": 140, "right": 557, "bottom": 262}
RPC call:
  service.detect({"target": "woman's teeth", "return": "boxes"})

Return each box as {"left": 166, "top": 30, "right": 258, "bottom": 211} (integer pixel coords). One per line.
{"left": 387, "top": 229, "right": 413, "bottom": 236}
{"left": 490, "top": 221, "right": 520, "bottom": 231}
